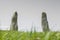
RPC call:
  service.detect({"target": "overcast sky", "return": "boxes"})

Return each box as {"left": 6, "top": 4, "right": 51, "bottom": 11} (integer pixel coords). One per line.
{"left": 0, "top": 0, "right": 60, "bottom": 32}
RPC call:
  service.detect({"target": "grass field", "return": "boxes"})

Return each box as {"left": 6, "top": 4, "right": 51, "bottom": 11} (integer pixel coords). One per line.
{"left": 0, "top": 30, "right": 60, "bottom": 40}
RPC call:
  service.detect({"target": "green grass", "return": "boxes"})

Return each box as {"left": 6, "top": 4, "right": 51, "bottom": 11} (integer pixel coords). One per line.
{"left": 0, "top": 30, "right": 60, "bottom": 40}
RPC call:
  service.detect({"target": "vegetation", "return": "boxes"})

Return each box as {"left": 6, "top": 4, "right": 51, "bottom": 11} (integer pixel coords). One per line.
{"left": 0, "top": 30, "right": 60, "bottom": 40}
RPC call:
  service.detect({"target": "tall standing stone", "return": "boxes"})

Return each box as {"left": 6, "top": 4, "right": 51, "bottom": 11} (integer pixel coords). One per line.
{"left": 41, "top": 12, "right": 50, "bottom": 32}
{"left": 10, "top": 11, "right": 18, "bottom": 31}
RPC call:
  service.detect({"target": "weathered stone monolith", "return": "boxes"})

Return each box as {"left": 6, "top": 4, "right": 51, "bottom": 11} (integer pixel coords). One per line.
{"left": 10, "top": 11, "right": 18, "bottom": 31}
{"left": 41, "top": 12, "right": 50, "bottom": 32}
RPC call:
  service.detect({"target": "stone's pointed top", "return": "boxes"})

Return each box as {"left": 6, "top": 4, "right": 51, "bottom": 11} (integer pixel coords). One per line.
{"left": 15, "top": 11, "right": 17, "bottom": 15}
{"left": 42, "top": 12, "right": 46, "bottom": 15}
{"left": 14, "top": 11, "right": 18, "bottom": 16}
{"left": 42, "top": 12, "right": 47, "bottom": 18}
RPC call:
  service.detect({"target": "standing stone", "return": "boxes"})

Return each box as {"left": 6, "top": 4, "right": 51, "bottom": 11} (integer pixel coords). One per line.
{"left": 10, "top": 11, "right": 18, "bottom": 31}
{"left": 41, "top": 12, "right": 50, "bottom": 32}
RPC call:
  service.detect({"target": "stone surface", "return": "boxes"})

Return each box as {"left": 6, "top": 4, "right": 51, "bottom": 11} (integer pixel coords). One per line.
{"left": 41, "top": 12, "right": 50, "bottom": 32}
{"left": 10, "top": 11, "right": 18, "bottom": 31}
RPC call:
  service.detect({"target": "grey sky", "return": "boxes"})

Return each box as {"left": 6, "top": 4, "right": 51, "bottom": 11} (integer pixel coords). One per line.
{"left": 0, "top": 0, "right": 60, "bottom": 32}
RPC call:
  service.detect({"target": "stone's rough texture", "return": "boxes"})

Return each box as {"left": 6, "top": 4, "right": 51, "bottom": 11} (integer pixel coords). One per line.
{"left": 10, "top": 11, "right": 18, "bottom": 31}
{"left": 41, "top": 12, "right": 50, "bottom": 32}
